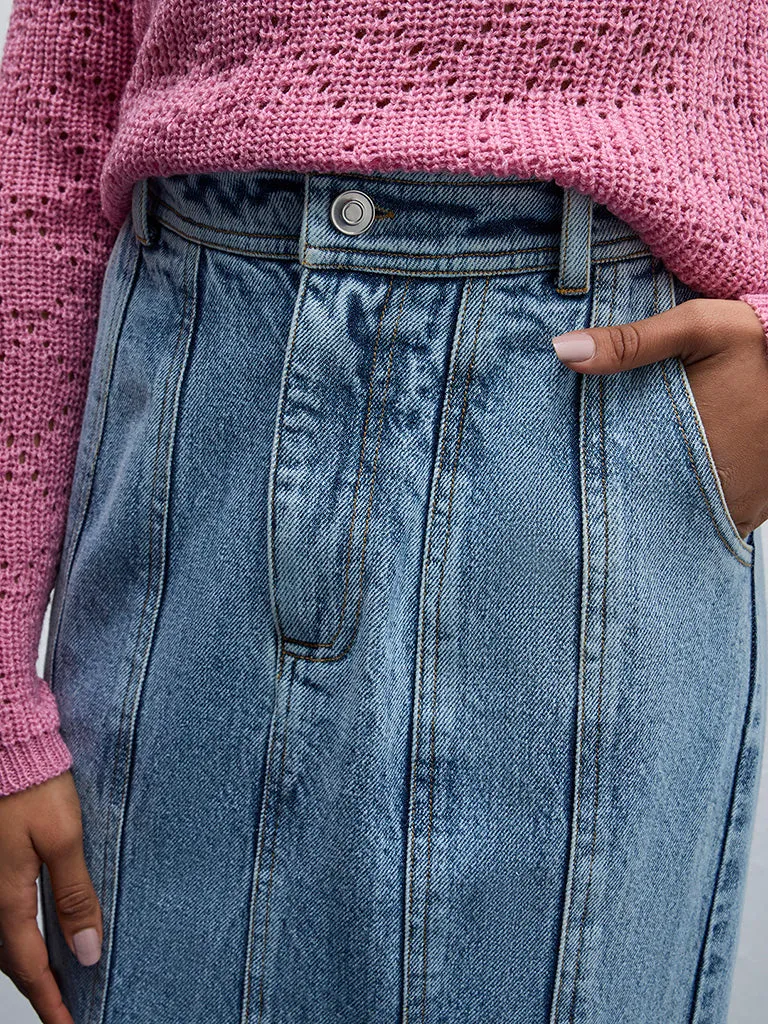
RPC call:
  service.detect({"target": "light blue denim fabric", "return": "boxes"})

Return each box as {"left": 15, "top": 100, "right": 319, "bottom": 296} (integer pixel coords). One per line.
{"left": 39, "top": 167, "right": 767, "bottom": 1024}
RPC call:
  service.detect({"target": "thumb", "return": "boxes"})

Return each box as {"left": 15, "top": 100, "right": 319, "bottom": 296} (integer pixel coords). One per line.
{"left": 550, "top": 297, "right": 749, "bottom": 374}
{"left": 44, "top": 832, "right": 103, "bottom": 967}
{"left": 31, "top": 782, "right": 104, "bottom": 972}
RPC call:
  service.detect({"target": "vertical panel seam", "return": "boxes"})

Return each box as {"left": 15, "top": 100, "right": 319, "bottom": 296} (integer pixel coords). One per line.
{"left": 94, "top": 237, "right": 202, "bottom": 1024}
{"left": 549, "top": 261, "right": 604, "bottom": 1024}
{"left": 401, "top": 278, "right": 473, "bottom": 1024}
{"left": 418, "top": 278, "right": 491, "bottom": 1024}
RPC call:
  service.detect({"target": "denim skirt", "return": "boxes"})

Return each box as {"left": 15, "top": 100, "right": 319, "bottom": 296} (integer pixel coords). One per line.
{"left": 39, "top": 167, "right": 767, "bottom": 1024}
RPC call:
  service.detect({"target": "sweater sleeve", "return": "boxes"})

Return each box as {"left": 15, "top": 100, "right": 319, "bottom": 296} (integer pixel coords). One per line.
{"left": 0, "top": 0, "right": 135, "bottom": 796}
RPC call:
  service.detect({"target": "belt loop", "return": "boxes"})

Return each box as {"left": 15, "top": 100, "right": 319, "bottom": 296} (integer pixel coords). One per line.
{"left": 131, "top": 178, "right": 157, "bottom": 247}
{"left": 555, "top": 185, "right": 593, "bottom": 295}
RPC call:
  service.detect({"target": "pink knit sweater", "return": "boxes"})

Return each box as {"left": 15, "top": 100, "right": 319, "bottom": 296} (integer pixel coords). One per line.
{"left": 1, "top": 0, "right": 767, "bottom": 796}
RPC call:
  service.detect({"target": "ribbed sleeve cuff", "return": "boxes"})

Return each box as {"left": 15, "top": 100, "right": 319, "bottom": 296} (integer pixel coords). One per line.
{"left": 0, "top": 728, "right": 73, "bottom": 797}
{"left": 738, "top": 293, "right": 768, "bottom": 354}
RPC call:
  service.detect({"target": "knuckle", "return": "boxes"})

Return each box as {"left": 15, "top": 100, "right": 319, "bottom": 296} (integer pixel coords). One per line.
{"left": 682, "top": 298, "right": 720, "bottom": 352}
{"left": 47, "top": 824, "right": 84, "bottom": 858}
{"left": 0, "top": 879, "right": 34, "bottom": 917}
{"left": 606, "top": 323, "right": 641, "bottom": 366}
{"left": 686, "top": 297, "right": 718, "bottom": 331}
{"left": 55, "top": 883, "right": 95, "bottom": 920}
{"left": 7, "top": 960, "right": 47, "bottom": 995}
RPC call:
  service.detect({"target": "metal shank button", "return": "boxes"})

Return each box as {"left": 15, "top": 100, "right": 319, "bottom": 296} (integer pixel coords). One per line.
{"left": 330, "top": 190, "right": 376, "bottom": 236}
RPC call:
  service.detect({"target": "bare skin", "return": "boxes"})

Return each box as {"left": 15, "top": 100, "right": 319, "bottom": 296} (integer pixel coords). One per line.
{"left": 0, "top": 771, "right": 102, "bottom": 1024}
{"left": 0, "top": 298, "right": 766, "bottom": 1024}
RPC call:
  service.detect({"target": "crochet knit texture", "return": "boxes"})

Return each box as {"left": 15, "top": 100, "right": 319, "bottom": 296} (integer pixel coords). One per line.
{"left": 1, "top": 0, "right": 767, "bottom": 794}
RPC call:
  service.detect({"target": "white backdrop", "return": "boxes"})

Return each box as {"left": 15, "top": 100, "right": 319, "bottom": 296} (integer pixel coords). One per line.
{"left": 0, "top": 3, "right": 764, "bottom": 1021}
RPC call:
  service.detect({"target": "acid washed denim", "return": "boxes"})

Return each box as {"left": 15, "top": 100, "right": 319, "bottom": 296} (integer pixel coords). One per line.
{"left": 39, "top": 168, "right": 767, "bottom": 1024}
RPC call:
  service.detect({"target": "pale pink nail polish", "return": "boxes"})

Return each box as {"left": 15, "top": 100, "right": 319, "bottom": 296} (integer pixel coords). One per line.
{"left": 551, "top": 330, "right": 596, "bottom": 362}
{"left": 73, "top": 927, "right": 102, "bottom": 966}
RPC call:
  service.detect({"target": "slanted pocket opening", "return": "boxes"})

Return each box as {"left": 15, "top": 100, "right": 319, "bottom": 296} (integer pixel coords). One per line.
{"left": 659, "top": 355, "right": 753, "bottom": 566}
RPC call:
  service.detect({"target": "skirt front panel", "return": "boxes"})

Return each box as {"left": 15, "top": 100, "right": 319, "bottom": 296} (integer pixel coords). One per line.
{"left": 40, "top": 169, "right": 765, "bottom": 1024}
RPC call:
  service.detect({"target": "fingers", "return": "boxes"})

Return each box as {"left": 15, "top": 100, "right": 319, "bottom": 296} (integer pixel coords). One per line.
{"left": 551, "top": 297, "right": 760, "bottom": 374}
{"left": 29, "top": 784, "right": 103, "bottom": 969}
{"left": 0, "top": 888, "right": 74, "bottom": 1024}
{"left": 42, "top": 830, "right": 103, "bottom": 968}
{"left": 0, "top": 771, "right": 103, "bottom": 1024}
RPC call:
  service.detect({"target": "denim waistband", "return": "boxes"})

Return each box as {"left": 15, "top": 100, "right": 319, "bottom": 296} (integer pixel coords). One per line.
{"left": 131, "top": 168, "right": 653, "bottom": 293}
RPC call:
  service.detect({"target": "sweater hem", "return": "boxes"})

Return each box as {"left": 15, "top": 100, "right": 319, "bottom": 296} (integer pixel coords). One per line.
{"left": 98, "top": 94, "right": 768, "bottom": 307}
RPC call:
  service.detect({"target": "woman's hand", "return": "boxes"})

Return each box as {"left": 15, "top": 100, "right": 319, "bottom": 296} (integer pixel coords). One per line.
{"left": 0, "top": 770, "right": 103, "bottom": 1024}
{"left": 551, "top": 297, "right": 768, "bottom": 539}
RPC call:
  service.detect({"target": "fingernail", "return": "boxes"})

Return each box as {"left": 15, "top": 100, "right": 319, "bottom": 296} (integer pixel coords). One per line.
{"left": 72, "top": 927, "right": 101, "bottom": 966}
{"left": 551, "top": 330, "right": 595, "bottom": 363}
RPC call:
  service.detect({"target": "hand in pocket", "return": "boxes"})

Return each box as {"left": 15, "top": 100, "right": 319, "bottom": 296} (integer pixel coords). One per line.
{"left": 550, "top": 297, "right": 768, "bottom": 539}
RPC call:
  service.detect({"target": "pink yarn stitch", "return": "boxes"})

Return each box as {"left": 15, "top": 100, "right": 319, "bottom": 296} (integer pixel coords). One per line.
{"left": 1, "top": 0, "right": 767, "bottom": 795}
